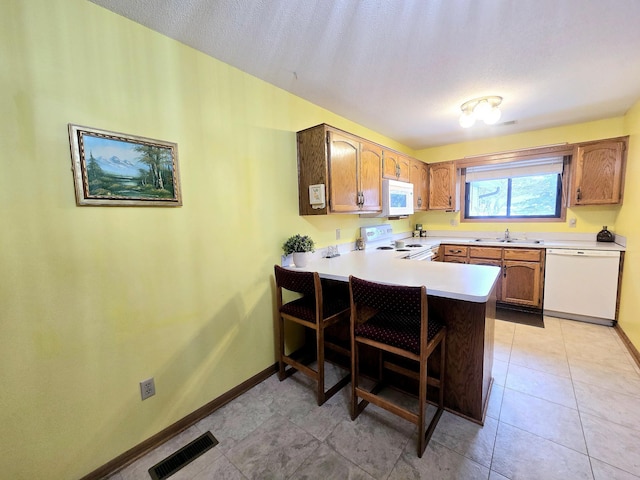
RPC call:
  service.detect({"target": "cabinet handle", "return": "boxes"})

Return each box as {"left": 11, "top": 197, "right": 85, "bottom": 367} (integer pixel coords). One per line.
{"left": 503, "top": 265, "right": 507, "bottom": 278}
{"left": 417, "top": 197, "right": 422, "bottom": 208}
{"left": 448, "top": 195, "right": 452, "bottom": 207}
{"left": 576, "top": 187, "right": 582, "bottom": 201}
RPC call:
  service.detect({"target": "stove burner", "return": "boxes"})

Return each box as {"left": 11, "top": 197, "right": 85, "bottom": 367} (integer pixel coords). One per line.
{"left": 376, "top": 246, "right": 394, "bottom": 250}
{"left": 406, "top": 244, "right": 423, "bottom": 248}
{"left": 396, "top": 248, "right": 410, "bottom": 252}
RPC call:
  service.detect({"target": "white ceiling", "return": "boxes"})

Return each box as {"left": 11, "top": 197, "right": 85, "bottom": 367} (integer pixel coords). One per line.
{"left": 89, "top": 0, "right": 640, "bottom": 149}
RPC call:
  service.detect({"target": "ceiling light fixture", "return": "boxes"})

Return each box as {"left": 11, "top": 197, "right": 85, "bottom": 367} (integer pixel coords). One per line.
{"left": 459, "top": 96, "right": 503, "bottom": 128}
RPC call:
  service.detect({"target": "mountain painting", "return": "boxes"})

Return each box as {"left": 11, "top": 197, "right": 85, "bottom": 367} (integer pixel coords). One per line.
{"left": 69, "top": 125, "right": 182, "bottom": 206}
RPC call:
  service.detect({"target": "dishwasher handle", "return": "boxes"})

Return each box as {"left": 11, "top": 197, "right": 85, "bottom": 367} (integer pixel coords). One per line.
{"left": 546, "top": 249, "right": 620, "bottom": 257}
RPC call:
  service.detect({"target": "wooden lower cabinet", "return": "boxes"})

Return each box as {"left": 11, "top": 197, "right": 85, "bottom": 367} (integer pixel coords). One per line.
{"left": 443, "top": 245, "right": 545, "bottom": 309}
{"left": 502, "top": 261, "right": 541, "bottom": 308}
{"left": 501, "top": 248, "right": 544, "bottom": 308}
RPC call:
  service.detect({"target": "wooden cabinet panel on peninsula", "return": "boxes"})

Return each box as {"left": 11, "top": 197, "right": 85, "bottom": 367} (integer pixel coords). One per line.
{"left": 296, "top": 124, "right": 382, "bottom": 215}
{"left": 429, "top": 161, "right": 458, "bottom": 211}
{"left": 409, "top": 159, "right": 429, "bottom": 211}
{"left": 569, "top": 136, "right": 628, "bottom": 206}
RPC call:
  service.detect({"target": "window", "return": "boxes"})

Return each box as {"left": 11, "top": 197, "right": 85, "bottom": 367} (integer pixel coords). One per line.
{"left": 464, "top": 156, "right": 565, "bottom": 220}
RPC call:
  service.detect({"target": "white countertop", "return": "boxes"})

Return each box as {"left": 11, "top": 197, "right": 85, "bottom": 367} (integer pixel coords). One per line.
{"left": 429, "top": 237, "right": 625, "bottom": 251}
{"left": 293, "top": 248, "right": 501, "bottom": 304}
{"left": 289, "top": 232, "right": 624, "bottom": 304}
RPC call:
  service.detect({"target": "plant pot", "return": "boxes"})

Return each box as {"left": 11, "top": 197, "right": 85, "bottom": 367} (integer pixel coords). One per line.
{"left": 292, "top": 252, "right": 311, "bottom": 268}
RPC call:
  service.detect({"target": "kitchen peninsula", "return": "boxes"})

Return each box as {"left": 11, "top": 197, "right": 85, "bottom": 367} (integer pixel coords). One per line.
{"left": 292, "top": 250, "right": 500, "bottom": 424}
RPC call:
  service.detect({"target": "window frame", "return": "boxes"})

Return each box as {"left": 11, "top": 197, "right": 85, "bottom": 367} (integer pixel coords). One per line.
{"left": 457, "top": 145, "right": 572, "bottom": 223}
{"left": 464, "top": 173, "right": 563, "bottom": 220}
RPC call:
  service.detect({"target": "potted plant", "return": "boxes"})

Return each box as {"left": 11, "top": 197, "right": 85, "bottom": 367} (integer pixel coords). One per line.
{"left": 282, "top": 234, "right": 315, "bottom": 268}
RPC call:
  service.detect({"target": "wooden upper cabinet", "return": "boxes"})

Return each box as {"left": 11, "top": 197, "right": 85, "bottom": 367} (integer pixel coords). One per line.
{"left": 396, "top": 153, "right": 411, "bottom": 182}
{"left": 359, "top": 141, "right": 383, "bottom": 212}
{"left": 382, "top": 150, "right": 398, "bottom": 179}
{"left": 410, "top": 159, "right": 429, "bottom": 211}
{"left": 296, "top": 124, "right": 383, "bottom": 215}
{"left": 382, "top": 150, "right": 410, "bottom": 182}
{"left": 328, "top": 132, "right": 360, "bottom": 213}
{"left": 429, "top": 161, "right": 458, "bottom": 210}
{"left": 570, "top": 137, "right": 628, "bottom": 206}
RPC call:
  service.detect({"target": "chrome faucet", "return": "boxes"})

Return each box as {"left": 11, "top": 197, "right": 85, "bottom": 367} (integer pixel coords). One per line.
{"left": 504, "top": 228, "right": 510, "bottom": 240}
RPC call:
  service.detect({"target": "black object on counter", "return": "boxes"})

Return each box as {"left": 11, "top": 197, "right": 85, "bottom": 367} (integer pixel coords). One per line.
{"left": 597, "top": 226, "right": 615, "bottom": 242}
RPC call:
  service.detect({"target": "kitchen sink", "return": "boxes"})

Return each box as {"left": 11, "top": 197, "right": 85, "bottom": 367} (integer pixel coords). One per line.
{"left": 505, "top": 239, "right": 543, "bottom": 244}
{"left": 471, "top": 238, "right": 506, "bottom": 243}
{"left": 471, "top": 238, "right": 543, "bottom": 245}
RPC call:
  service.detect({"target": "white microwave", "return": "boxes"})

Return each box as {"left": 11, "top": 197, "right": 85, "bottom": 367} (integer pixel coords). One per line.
{"left": 384, "top": 178, "right": 414, "bottom": 216}
{"left": 362, "top": 178, "right": 414, "bottom": 217}
{"left": 360, "top": 178, "right": 413, "bottom": 218}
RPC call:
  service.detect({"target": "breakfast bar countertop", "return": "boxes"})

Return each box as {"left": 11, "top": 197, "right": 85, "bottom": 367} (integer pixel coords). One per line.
{"left": 293, "top": 248, "right": 500, "bottom": 304}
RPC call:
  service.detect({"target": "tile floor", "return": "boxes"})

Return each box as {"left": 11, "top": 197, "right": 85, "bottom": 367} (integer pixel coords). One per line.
{"left": 108, "top": 317, "right": 640, "bottom": 480}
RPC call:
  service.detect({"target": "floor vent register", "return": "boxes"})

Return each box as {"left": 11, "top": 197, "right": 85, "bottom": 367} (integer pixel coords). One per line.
{"left": 148, "top": 431, "right": 219, "bottom": 480}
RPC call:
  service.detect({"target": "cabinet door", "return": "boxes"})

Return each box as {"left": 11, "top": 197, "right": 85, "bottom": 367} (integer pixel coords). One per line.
{"left": 328, "top": 132, "right": 360, "bottom": 212}
{"left": 396, "top": 153, "right": 411, "bottom": 182}
{"left": 429, "top": 162, "right": 456, "bottom": 210}
{"left": 570, "top": 139, "right": 626, "bottom": 206}
{"left": 502, "top": 261, "right": 541, "bottom": 308}
{"left": 469, "top": 258, "right": 502, "bottom": 300}
{"left": 359, "top": 142, "right": 383, "bottom": 212}
{"left": 382, "top": 150, "right": 400, "bottom": 179}
{"left": 410, "top": 159, "right": 429, "bottom": 210}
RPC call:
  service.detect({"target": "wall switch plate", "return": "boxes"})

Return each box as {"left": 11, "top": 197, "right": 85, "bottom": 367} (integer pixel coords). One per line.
{"left": 569, "top": 218, "right": 577, "bottom": 228}
{"left": 140, "top": 378, "right": 155, "bottom": 400}
{"left": 336, "top": 228, "right": 341, "bottom": 240}
{"left": 450, "top": 219, "right": 458, "bottom": 227}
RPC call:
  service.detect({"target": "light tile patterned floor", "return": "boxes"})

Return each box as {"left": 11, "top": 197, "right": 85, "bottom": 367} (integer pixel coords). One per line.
{"left": 108, "top": 317, "right": 640, "bottom": 480}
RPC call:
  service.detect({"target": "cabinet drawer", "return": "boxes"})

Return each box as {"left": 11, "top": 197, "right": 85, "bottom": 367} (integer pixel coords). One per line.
{"left": 469, "top": 258, "right": 502, "bottom": 267}
{"left": 443, "top": 245, "right": 468, "bottom": 257}
{"left": 444, "top": 255, "right": 468, "bottom": 264}
{"left": 503, "top": 248, "right": 541, "bottom": 262}
{"left": 469, "top": 246, "right": 502, "bottom": 260}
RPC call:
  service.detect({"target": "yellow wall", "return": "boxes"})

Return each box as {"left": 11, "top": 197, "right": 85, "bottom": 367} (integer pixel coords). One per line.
{"left": 618, "top": 100, "right": 640, "bottom": 347}
{"left": 0, "top": 1, "right": 404, "bottom": 478}
{"left": 2, "top": 1, "right": 638, "bottom": 479}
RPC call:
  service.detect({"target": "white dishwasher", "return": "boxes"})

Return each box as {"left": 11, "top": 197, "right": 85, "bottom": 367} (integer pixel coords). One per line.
{"left": 543, "top": 248, "right": 621, "bottom": 326}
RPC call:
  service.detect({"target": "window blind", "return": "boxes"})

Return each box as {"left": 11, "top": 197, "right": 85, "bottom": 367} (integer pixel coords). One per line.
{"left": 465, "top": 156, "right": 564, "bottom": 182}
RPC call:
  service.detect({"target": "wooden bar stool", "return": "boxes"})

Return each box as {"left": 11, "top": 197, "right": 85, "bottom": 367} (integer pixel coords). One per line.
{"left": 348, "top": 275, "right": 446, "bottom": 457}
{"left": 274, "top": 265, "right": 351, "bottom": 405}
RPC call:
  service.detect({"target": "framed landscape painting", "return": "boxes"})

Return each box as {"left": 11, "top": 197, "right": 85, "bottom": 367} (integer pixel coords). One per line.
{"left": 68, "top": 124, "right": 182, "bottom": 206}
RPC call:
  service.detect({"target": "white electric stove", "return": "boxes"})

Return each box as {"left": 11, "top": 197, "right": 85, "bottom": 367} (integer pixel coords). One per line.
{"left": 360, "top": 225, "right": 435, "bottom": 261}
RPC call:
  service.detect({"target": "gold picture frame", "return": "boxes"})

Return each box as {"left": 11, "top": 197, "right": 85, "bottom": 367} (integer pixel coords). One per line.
{"left": 68, "top": 124, "right": 182, "bottom": 206}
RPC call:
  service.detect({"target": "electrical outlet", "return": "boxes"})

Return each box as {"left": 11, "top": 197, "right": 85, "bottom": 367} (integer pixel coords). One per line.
{"left": 569, "top": 217, "right": 577, "bottom": 228}
{"left": 336, "top": 228, "right": 341, "bottom": 240}
{"left": 140, "top": 378, "right": 155, "bottom": 400}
